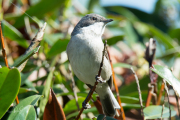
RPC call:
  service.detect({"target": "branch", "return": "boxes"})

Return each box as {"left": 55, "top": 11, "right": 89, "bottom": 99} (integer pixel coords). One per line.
{"left": 163, "top": 79, "right": 171, "bottom": 120}
{"left": 16, "top": 22, "right": 46, "bottom": 72}
{"left": 75, "top": 40, "right": 107, "bottom": 120}
{"left": 0, "top": 21, "right": 19, "bottom": 104}
{"left": 107, "top": 49, "right": 125, "bottom": 120}
{"left": 161, "top": 91, "right": 166, "bottom": 120}
{"left": 131, "top": 67, "right": 144, "bottom": 118}
{"left": 157, "top": 82, "right": 165, "bottom": 105}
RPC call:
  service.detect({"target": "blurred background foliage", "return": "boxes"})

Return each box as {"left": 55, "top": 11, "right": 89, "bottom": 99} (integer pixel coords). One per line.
{"left": 1, "top": 0, "right": 180, "bottom": 119}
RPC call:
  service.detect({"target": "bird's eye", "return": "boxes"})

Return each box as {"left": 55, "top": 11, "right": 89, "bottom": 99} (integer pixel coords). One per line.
{"left": 92, "top": 17, "right": 97, "bottom": 20}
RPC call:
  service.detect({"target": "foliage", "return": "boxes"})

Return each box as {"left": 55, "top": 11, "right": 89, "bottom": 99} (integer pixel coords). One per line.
{"left": 0, "top": 0, "right": 180, "bottom": 119}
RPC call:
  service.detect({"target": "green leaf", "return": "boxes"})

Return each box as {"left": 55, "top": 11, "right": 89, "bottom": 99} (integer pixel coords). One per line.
{"left": 63, "top": 97, "right": 85, "bottom": 114}
{"left": 150, "top": 65, "right": 180, "bottom": 97}
{"left": 7, "top": 95, "right": 42, "bottom": 120}
{"left": 39, "top": 68, "right": 55, "bottom": 117}
{"left": 44, "top": 33, "right": 64, "bottom": 46}
{"left": 66, "top": 107, "right": 97, "bottom": 119}
{"left": 2, "top": 20, "right": 28, "bottom": 48}
{"left": 119, "top": 76, "right": 149, "bottom": 95}
{"left": 18, "top": 87, "right": 38, "bottom": 94}
{"left": 0, "top": 67, "right": 21, "bottom": 119}
{"left": 106, "top": 35, "right": 123, "bottom": 46}
{"left": 12, "top": 46, "right": 40, "bottom": 67}
{"left": 143, "top": 105, "right": 176, "bottom": 119}
{"left": 13, "top": 0, "right": 66, "bottom": 28}
{"left": 47, "top": 39, "right": 69, "bottom": 58}
{"left": 97, "top": 114, "right": 117, "bottom": 120}
{"left": 13, "top": 105, "right": 36, "bottom": 120}
{"left": 136, "top": 22, "right": 176, "bottom": 49}
{"left": 113, "top": 63, "right": 132, "bottom": 69}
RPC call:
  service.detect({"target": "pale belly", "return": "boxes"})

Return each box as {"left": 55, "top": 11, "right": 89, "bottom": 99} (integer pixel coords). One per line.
{"left": 67, "top": 37, "right": 112, "bottom": 86}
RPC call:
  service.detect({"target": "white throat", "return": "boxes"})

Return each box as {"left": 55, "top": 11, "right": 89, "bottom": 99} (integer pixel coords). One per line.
{"left": 80, "top": 22, "right": 105, "bottom": 37}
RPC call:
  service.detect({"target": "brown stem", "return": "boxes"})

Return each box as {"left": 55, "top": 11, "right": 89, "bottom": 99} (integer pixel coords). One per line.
{"left": 75, "top": 40, "right": 107, "bottom": 120}
{"left": 157, "top": 82, "right": 165, "bottom": 105}
{"left": 0, "top": 21, "right": 9, "bottom": 67}
{"left": 131, "top": 67, "right": 144, "bottom": 118}
{"left": 107, "top": 49, "right": 125, "bottom": 120}
{"left": 0, "top": 21, "right": 19, "bottom": 104}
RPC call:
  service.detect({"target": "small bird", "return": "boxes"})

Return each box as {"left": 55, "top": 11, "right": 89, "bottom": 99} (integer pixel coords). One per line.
{"left": 66, "top": 14, "right": 120, "bottom": 117}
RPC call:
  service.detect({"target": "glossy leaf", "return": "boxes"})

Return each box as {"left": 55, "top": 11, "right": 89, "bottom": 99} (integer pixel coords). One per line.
{"left": 143, "top": 105, "right": 176, "bottom": 119}
{"left": 0, "top": 67, "right": 21, "bottom": 119}
{"left": 47, "top": 39, "right": 69, "bottom": 58}
{"left": 7, "top": 95, "right": 42, "bottom": 120}
{"left": 43, "top": 88, "right": 66, "bottom": 120}
{"left": 150, "top": 65, "right": 180, "bottom": 97}
{"left": 14, "top": 105, "right": 36, "bottom": 120}
{"left": 2, "top": 20, "right": 28, "bottom": 48}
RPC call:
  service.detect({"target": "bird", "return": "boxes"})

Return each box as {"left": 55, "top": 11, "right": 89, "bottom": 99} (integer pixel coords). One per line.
{"left": 66, "top": 13, "right": 120, "bottom": 117}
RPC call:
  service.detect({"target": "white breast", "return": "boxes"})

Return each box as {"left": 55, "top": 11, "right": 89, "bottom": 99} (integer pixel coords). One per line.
{"left": 66, "top": 24, "right": 112, "bottom": 86}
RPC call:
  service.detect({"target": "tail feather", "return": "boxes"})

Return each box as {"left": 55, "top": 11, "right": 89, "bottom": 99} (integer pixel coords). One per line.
{"left": 96, "top": 84, "right": 120, "bottom": 117}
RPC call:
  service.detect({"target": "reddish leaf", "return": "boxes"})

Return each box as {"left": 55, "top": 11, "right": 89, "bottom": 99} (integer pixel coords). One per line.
{"left": 43, "top": 88, "right": 66, "bottom": 120}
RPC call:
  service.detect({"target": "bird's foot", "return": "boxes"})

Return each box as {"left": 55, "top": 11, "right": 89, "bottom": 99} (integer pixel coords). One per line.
{"left": 95, "top": 75, "right": 105, "bottom": 83}
{"left": 82, "top": 101, "right": 91, "bottom": 109}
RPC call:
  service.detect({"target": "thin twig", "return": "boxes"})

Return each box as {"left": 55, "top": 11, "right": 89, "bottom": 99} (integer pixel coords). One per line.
{"left": 75, "top": 40, "right": 107, "bottom": 120}
{"left": 0, "top": 21, "right": 9, "bottom": 67}
{"left": 163, "top": 79, "right": 171, "bottom": 120}
{"left": 69, "top": 65, "right": 80, "bottom": 111}
{"left": 161, "top": 91, "right": 166, "bottom": 120}
{"left": 175, "top": 92, "right": 180, "bottom": 118}
{"left": 131, "top": 67, "right": 144, "bottom": 118}
{"left": 157, "top": 82, "right": 165, "bottom": 105}
{"left": 107, "top": 49, "right": 125, "bottom": 120}
{"left": 0, "top": 21, "right": 19, "bottom": 104}
{"left": 17, "top": 22, "right": 46, "bottom": 72}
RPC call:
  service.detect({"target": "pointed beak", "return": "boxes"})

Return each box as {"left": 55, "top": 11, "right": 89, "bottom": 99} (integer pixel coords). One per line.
{"left": 102, "top": 19, "right": 113, "bottom": 24}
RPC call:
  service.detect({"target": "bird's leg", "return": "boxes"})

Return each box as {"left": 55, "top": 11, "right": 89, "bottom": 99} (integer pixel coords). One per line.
{"left": 95, "top": 75, "right": 106, "bottom": 83}
{"left": 82, "top": 91, "right": 92, "bottom": 109}
{"left": 82, "top": 75, "right": 105, "bottom": 109}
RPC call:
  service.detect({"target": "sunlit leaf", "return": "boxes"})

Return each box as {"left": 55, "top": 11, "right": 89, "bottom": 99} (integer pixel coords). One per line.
{"left": 13, "top": 105, "right": 36, "bottom": 120}
{"left": 143, "top": 105, "right": 176, "bottom": 119}
{"left": 7, "top": 95, "right": 42, "bottom": 120}
{"left": 151, "top": 65, "right": 180, "bottom": 97}
{"left": 0, "top": 67, "right": 21, "bottom": 119}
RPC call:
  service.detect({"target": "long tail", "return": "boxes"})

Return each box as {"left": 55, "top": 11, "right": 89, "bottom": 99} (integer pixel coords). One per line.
{"left": 96, "top": 83, "right": 120, "bottom": 117}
